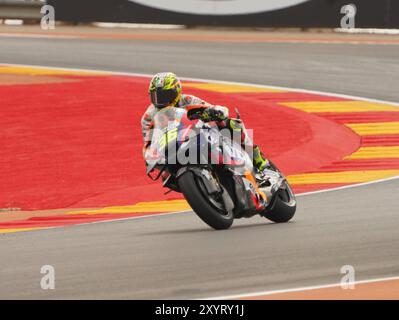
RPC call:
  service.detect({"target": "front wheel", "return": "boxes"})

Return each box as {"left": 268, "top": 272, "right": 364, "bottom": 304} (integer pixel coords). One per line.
{"left": 263, "top": 180, "right": 296, "bottom": 223}
{"left": 178, "top": 171, "right": 234, "bottom": 230}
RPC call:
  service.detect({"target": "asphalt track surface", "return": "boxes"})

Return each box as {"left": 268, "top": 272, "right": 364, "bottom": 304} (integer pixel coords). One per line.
{"left": 1, "top": 30, "right": 399, "bottom": 299}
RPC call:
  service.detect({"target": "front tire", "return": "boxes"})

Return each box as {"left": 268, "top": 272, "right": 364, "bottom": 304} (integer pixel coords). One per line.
{"left": 178, "top": 171, "right": 234, "bottom": 230}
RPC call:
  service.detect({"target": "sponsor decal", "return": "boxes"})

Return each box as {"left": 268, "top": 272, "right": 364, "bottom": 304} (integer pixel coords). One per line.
{"left": 128, "top": 0, "right": 310, "bottom": 16}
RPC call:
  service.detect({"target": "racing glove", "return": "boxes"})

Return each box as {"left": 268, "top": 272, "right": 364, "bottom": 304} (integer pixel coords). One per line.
{"left": 200, "top": 107, "right": 228, "bottom": 122}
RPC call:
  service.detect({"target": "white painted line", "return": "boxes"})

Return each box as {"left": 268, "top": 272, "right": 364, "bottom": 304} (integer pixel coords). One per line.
{"left": 93, "top": 22, "right": 185, "bottom": 30}
{"left": 3, "top": 19, "right": 24, "bottom": 26}
{"left": 0, "top": 210, "right": 192, "bottom": 235}
{"left": 335, "top": 28, "right": 399, "bottom": 35}
{"left": 296, "top": 174, "right": 399, "bottom": 197}
{"left": 252, "top": 39, "right": 399, "bottom": 46}
{"left": 202, "top": 275, "right": 399, "bottom": 300}
{"left": 2, "top": 62, "right": 399, "bottom": 108}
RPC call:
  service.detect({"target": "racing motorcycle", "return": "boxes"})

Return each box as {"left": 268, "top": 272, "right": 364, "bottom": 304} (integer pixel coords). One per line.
{"left": 145, "top": 105, "right": 296, "bottom": 230}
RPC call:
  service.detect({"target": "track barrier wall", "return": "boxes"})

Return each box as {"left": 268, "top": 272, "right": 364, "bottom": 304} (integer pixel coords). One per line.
{"left": 45, "top": 0, "right": 399, "bottom": 28}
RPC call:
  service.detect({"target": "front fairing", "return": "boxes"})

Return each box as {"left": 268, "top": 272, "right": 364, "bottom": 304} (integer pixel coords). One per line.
{"left": 144, "top": 106, "right": 189, "bottom": 168}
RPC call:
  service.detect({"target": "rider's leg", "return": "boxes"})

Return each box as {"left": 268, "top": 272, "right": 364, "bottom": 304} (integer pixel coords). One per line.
{"left": 224, "top": 119, "right": 270, "bottom": 170}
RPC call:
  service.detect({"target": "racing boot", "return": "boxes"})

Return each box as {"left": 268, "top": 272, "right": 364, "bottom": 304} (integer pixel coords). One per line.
{"left": 253, "top": 145, "right": 270, "bottom": 171}
{"left": 253, "top": 146, "right": 280, "bottom": 194}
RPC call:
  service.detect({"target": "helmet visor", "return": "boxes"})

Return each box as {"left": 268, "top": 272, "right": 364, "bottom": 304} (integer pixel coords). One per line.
{"left": 150, "top": 88, "right": 178, "bottom": 108}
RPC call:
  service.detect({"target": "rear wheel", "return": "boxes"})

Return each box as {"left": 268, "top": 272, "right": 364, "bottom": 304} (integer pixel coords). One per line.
{"left": 263, "top": 180, "right": 296, "bottom": 223}
{"left": 178, "top": 171, "right": 234, "bottom": 230}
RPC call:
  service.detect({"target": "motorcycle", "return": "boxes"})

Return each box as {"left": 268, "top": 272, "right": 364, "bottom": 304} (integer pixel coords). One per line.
{"left": 145, "top": 105, "right": 296, "bottom": 230}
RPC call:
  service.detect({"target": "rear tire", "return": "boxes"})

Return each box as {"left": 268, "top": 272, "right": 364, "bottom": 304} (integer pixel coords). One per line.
{"left": 263, "top": 181, "right": 296, "bottom": 223}
{"left": 178, "top": 171, "right": 234, "bottom": 230}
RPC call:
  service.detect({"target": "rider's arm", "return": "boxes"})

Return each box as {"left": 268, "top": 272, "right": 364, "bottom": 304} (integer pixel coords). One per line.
{"left": 183, "top": 95, "right": 229, "bottom": 121}
{"left": 206, "top": 105, "right": 229, "bottom": 121}
{"left": 141, "top": 105, "right": 156, "bottom": 153}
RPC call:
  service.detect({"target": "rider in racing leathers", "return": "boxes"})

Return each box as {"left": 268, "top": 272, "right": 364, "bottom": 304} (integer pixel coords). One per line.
{"left": 141, "top": 72, "right": 270, "bottom": 172}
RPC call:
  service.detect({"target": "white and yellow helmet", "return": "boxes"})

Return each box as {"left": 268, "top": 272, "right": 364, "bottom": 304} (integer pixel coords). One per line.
{"left": 149, "top": 72, "right": 182, "bottom": 109}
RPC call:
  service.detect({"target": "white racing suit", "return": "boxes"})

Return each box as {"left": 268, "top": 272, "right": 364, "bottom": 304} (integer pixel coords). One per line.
{"left": 141, "top": 94, "right": 267, "bottom": 169}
